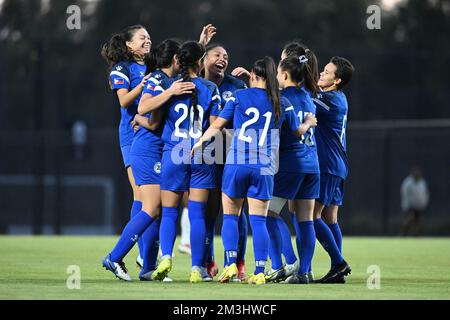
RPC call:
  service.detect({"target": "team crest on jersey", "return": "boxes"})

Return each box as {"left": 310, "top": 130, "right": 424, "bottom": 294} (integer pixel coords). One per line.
{"left": 154, "top": 162, "right": 161, "bottom": 174}
{"left": 222, "top": 91, "right": 233, "bottom": 102}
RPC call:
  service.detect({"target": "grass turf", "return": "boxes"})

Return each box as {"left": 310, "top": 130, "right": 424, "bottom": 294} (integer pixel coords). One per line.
{"left": 0, "top": 236, "right": 449, "bottom": 300}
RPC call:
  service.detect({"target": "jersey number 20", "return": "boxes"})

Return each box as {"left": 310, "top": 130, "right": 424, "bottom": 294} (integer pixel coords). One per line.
{"left": 174, "top": 103, "right": 204, "bottom": 139}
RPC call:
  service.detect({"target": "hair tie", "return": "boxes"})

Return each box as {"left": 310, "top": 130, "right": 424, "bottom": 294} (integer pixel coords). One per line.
{"left": 299, "top": 55, "right": 308, "bottom": 64}
{"left": 305, "top": 49, "right": 310, "bottom": 53}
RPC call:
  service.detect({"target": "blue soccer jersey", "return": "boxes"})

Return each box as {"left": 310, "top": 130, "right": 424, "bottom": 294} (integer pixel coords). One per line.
{"left": 148, "top": 76, "right": 222, "bottom": 151}
{"left": 313, "top": 90, "right": 349, "bottom": 179}
{"left": 218, "top": 74, "right": 247, "bottom": 108}
{"left": 219, "top": 88, "right": 299, "bottom": 174}
{"left": 109, "top": 61, "right": 147, "bottom": 148}
{"left": 130, "top": 69, "right": 167, "bottom": 158}
{"left": 279, "top": 86, "right": 320, "bottom": 174}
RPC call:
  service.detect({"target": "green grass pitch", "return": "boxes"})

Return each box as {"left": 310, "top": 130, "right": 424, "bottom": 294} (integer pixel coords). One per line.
{"left": 1, "top": 236, "right": 449, "bottom": 299}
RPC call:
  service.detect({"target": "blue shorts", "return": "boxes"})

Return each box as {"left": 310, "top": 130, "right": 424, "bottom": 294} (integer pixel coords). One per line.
{"left": 130, "top": 154, "right": 161, "bottom": 186}
{"left": 121, "top": 145, "right": 131, "bottom": 168}
{"left": 273, "top": 172, "right": 320, "bottom": 200}
{"left": 317, "top": 173, "right": 345, "bottom": 206}
{"left": 160, "top": 150, "right": 217, "bottom": 192}
{"left": 222, "top": 165, "right": 273, "bottom": 200}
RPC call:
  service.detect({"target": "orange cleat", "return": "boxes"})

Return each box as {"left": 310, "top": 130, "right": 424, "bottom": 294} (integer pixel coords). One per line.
{"left": 236, "top": 260, "right": 246, "bottom": 282}
{"left": 206, "top": 260, "right": 219, "bottom": 278}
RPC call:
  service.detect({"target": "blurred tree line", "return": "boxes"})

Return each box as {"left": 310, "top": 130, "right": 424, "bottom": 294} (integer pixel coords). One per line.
{"left": 0, "top": 0, "right": 449, "bottom": 132}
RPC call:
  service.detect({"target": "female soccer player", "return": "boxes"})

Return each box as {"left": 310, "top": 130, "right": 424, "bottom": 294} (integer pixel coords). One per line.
{"left": 192, "top": 57, "right": 316, "bottom": 285}
{"left": 129, "top": 39, "right": 183, "bottom": 281}
{"left": 101, "top": 25, "right": 152, "bottom": 278}
{"left": 266, "top": 54, "right": 320, "bottom": 284}
{"left": 202, "top": 43, "right": 248, "bottom": 281}
{"left": 139, "top": 41, "right": 222, "bottom": 283}
{"left": 312, "top": 56, "right": 354, "bottom": 283}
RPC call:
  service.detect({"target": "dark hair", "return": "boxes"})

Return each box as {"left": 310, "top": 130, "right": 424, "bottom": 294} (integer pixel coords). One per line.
{"left": 177, "top": 41, "right": 205, "bottom": 124}
{"left": 251, "top": 56, "right": 281, "bottom": 123}
{"left": 283, "top": 41, "right": 319, "bottom": 83}
{"left": 330, "top": 56, "right": 354, "bottom": 90}
{"left": 101, "top": 25, "right": 146, "bottom": 72}
{"left": 146, "top": 39, "right": 181, "bottom": 73}
{"left": 205, "top": 43, "right": 227, "bottom": 55}
{"left": 280, "top": 55, "right": 320, "bottom": 97}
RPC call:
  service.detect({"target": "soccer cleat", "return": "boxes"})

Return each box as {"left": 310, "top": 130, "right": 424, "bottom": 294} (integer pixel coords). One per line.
{"left": 307, "top": 271, "right": 315, "bottom": 283}
{"left": 232, "top": 260, "right": 246, "bottom": 282}
{"left": 317, "top": 260, "right": 351, "bottom": 284}
{"left": 152, "top": 256, "right": 172, "bottom": 281}
{"left": 102, "top": 254, "right": 131, "bottom": 281}
{"left": 139, "top": 269, "right": 155, "bottom": 281}
{"left": 218, "top": 263, "right": 238, "bottom": 283}
{"left": 162, "top": 276, "right": 173, "bottom": 282}
{"left": 265, "top": 266, "right": 287, "bottom": 283}
{"left": 284, "top": 260, "right": 299, "bottom": 278}
{"left": 284, "top": 273, "right": 309, "bottom": 284}
{"left": 177, "top": 243, "right": 191, "bottom": 256}
{"left": 206, "top": 260, "right": 219, "bottom": 278}
{"left": 248, "top": 272, "right": 266, "bottom": 285}
{"left": 135, "top": 255, "right": 144, "bottom": 270}
{"left": 190, "top": 266, "right": 212, "bottom": 283}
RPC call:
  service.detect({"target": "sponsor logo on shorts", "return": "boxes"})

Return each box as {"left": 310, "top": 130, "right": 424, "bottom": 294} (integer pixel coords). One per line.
{"left": 154, "top": 162, "right": 161, "bottom": 174}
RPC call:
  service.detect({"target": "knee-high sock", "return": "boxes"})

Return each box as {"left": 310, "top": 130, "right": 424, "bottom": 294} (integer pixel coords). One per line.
{"left": 327, "top": 223, "right": 343, "bottom": 254}
{"left": 276, "top": 216, "right": 297, "bottom": 265}
{"left": 298, "top": 221, "right": 316, "bottom": 275}
{"left": 204, "top": 217, "right": 216, "bottom": 264}
{"left": 222, "top": 214, "right": 239, "bottom": 266}
{"left": 249, "top": 215, "right": 269, "bottom": 275}
{"left": 180, "top": 207, "right": 190, "bottom": 246}
{"left": 237, "top": 208, "right": 248, "bottom": 263}
{"left": 188, "top": 200, "right": 207, "bottom": 268}
{"left": 314, "top": 218, "right": 343, "bottom": 265}
{"left": 130, "top": 200, "right": 143, "bottom": 256}
{"left": 291, "top": 211, "right": 312, "bottom": 272}
{"left": 267, "top": 216, "right": 283, "bottom": 270}
{"left": 142, "top": 218, "right": 160, "bottom": 271}
{"left": 159, "top": 207, "right": 178, "bottom": 258}
{"left": 110, "top": 210, "right": 155, "bottom": 262}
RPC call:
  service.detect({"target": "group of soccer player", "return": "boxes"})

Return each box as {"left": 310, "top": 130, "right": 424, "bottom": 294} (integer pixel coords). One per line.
{"left": 100, "top": 23, "right": 354, "bottom": 285}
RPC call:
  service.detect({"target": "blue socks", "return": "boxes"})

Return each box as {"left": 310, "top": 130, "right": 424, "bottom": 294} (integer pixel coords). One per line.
{"left": 314, "top": 218, "right": 343, "bottom": 265}
{"left": 276, "top": 216, "right": 297, "bottom": 265}
{"left": 328, "top": 223, "right": 343, "bottom": 253}
{"left": 188, "top": 200, "right": 207, "bottom": 267}
{"left": 267, "top": 216, "right": 283, "bottom": 269}
{"left": 298, "top": 221, "right": 316, "bottom": 275}
{"left": 130, "top": 201, "right": 143, "bottom": 256}
{"left": 110, "top": 210, "right": 155, "bottom": 262}
{"left": 159, "top": 207, "right": 178, "bottom": 258}
{"left": 204, "top": 217, "right": 216, "bottom": 264}
{"left": 237, "top": 209, "right": 248, "bottom": 263}
{"left": 141, "top": 218, "right": 160, "bottom": 271}
{"left": 222, "top": 214, "right": 239, "bottom": 266}
{"left": 249, "top": 215, "right": 269, "bottom": 275}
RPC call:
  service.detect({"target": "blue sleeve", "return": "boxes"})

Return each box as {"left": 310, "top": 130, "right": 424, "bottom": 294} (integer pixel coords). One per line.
{"left": 109, "top": 62, "right": 130, "bottom": 90}
{"left": 219, "top": 95, "right": 236, "bottom": 121}
{"left": 210, "top": 86, "right": 222, "bottom": 116}
{"left": 313, "top": 92, "right": 333, "bottom": 115}
{"left": 143, "top": 76, "right": 171, "bottom": 97}
{"left": 282, "top": 97, "right": 300, "bottom": 131}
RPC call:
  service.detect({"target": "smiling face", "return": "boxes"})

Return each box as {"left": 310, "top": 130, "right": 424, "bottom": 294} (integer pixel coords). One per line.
{"left": 318, "top": 62, "right": 341, "bottom": 90}
{"left": 126, "top": 28, "right": 151, "bottom": 59}
{"left": 204, "top": 46, "right": 229, "bottom": 77}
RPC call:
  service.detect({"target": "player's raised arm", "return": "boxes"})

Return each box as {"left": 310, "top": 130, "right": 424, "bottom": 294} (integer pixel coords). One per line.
{"left": 199, "top": 24, "right": 217, "bottom": 46}
{"left": 137, "top": 79, "right": 195, "bottom": 114}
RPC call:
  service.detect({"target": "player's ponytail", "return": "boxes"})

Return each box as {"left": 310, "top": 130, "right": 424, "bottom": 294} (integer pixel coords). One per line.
{"left": 101, "top": 25, "right": 147, "bottom": 72}
{"left": 252, "top": 56, "right": 281, "bottom": 124}
{"left": 146, "top": 39, "right": 181, "bottom": 73}
{"left": 177, "top": 41, "right": 205, "bottom": 126}
{"left": 283, "top": 41, "right": 319, "bottom": 83}
{"left": 280, "top": 54, "right": 320, "bottom": 97}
